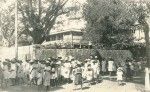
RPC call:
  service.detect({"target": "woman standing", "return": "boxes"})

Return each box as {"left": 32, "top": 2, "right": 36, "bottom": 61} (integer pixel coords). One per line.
{"left": 63, "top": 60, "right": 72, "bottom": 83}
{"left": 85, "top": 64, "right": 94, "bottom": 86}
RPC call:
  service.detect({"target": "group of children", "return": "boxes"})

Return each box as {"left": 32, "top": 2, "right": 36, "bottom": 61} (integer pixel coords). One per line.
{"left": 0, "top": 55, "right": 133, "bottom": 91}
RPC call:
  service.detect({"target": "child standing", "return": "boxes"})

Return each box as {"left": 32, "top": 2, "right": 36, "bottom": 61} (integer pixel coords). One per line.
{"left": 117, "top": 66, "right": 124, "bottom": 85}
{"left": 73, "top": 64, "right": 83, "bottom": 90}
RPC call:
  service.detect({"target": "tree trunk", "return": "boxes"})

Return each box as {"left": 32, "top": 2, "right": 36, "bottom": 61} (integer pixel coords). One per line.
{"left": 38, "top": 0, "right": 42, "bottom": 21}
{"left": 143, "top": 21, "right": 150, "bottom": 67}
{"left": 143, "top": 19, "right": 150, "bottom": 91}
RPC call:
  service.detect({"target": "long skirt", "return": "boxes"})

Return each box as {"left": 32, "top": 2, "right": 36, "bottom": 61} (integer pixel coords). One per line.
{"left": 74, "top": 73, "right": 82, "bottom": 85}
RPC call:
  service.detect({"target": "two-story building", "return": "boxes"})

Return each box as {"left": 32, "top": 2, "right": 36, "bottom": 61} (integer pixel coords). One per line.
{"left": 46, "top": 29, "right": 83, "bottom": 45}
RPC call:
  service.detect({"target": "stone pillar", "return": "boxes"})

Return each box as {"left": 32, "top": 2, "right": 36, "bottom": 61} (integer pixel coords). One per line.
{"left": 145, "top": 67, "right": 150, "bottom": 91}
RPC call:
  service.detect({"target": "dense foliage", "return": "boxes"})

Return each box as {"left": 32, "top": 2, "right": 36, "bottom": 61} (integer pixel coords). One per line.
{"left": 83, "top": 0, "right": 138, "bottom": 49}
{"left": 18, "top": 0, "right": 69, "bottom": 44}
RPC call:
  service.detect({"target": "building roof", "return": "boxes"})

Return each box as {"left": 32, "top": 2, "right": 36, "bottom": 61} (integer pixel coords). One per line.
{"left": 49, "top": 29, "right": 83, "bottom": 35}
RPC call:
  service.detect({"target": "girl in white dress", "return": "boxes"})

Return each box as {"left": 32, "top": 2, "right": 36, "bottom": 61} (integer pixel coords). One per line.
{"left": 117, "top": 66, "right": 124, "bottom": 85}
{"left": 84, "top": 64, "right": 94, "bottom": 86}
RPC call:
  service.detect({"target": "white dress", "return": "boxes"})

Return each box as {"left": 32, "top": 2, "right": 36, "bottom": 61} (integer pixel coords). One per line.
{"left": 117, "top": 71, "right": 123, "bottom": 81}
{"left": 63, "top": 62, "right": 71, "bottom": 78}
{"left": 108, "top": 61, "right": 115, "bottom": 71}
{"left": 86, "top": 70, "right": 93, "bottom": 81}
{"left": 92, "top": 63, "right": 100, "bottom": 78}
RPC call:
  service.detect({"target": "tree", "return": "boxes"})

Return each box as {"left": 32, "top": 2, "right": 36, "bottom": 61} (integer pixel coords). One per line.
{"left": 130, "top": 1, "right": 150, "bottom": 90}
{"left": 83, "top": 0, "right": 137, "bottom": 49}
{"left": 132, "top": 1, "right": 150, "bottom": 67}
{"left": 0, "top": 2, "right": 15, "bottom": 47}
{"left": 18, "top": 0, "right": 69, "bottom": 44}
{"left": 84, "top": 0, "right": 150, "bottom": 89}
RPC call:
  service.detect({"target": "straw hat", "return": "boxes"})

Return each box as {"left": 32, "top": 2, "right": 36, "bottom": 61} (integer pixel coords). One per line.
{"left": 95, "top": 56, "right": 98, "bottom": 59}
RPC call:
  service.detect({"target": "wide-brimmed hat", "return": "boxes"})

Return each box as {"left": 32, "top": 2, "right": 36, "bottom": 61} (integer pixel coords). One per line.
{"left": 95, "top": 56, "right": 98, "bottom": 59}
{"left": 11, "top": 58, "right": 17, "bottom": 63}
{"left": 26, "top": 59, "right": 31, "bottom": 62}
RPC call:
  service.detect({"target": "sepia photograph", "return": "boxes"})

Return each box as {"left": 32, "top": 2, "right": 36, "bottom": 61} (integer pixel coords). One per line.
{"left": 0, "top": 0, "right": 150, "bottom": 92}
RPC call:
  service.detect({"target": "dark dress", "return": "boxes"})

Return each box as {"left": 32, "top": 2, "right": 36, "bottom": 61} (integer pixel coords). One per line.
{"left": 74, "top": 68, "right": 82, "bottom": 85}
{"left": 126, "top": 64, "right": 133, "bottom": 79}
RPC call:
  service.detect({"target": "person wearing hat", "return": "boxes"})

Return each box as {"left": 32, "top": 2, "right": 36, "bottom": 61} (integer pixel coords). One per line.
{"left": 9, "top": 58, "right": 17, "bottom": 86}
{"left": 50, "top": 63, "right": 57, "bottom": 87}
{"left": 91, "top": 57, "right": 100, "bottom": 83}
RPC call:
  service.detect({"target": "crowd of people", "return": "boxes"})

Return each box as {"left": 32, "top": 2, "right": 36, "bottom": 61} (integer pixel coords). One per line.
{"left": 0, "top": 56, "right": 145, "bottom": 91}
